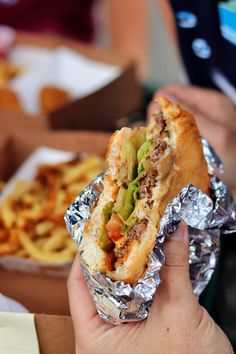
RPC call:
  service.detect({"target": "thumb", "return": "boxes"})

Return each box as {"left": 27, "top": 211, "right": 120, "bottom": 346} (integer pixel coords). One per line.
{"left": 67, "top": 256, "right": 108, "bottom": 331}
{"left": 158, "top": 222, "right": 194, "bottom": 301}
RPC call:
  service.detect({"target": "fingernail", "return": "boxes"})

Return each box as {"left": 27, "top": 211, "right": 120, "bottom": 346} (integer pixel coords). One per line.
{"left": 154, "top": 92, "right": 177, "bottom": 103}
{"left": 171, "top": 222, "right": 188, "bottom": 242}
{"left": 164, "top": 94, "right": 177, "bottom": 103}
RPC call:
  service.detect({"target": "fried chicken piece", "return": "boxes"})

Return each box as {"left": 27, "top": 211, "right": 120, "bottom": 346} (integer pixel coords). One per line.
{"left": 40, "top": 86, "right": 71, "bottom": 113}
{"left": 0, "top": 87, "right": 22, "bottom": 112}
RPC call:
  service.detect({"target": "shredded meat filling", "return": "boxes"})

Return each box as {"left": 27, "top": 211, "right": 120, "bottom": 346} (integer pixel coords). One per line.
{"left": 138, "top": 173, "right": 157, "bottom": 199}
{"left": 127, "top": 219, "right": 148, "bottom": 241}
{"left": 116, "top": 219, "right": 148, "bottom": 260}
{"left": 148, "top": 138, "right": 167, "bottom": 168}
{"left": 138, "top": 138, "right": 168, "bottom": 200}
{"left": 152, "top": 111, "right": 165, "bottom": 135}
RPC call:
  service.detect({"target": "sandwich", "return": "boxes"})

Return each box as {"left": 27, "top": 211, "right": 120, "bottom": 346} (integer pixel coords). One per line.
{"left": 81, "top": 97, "right": 210, "bottom": 285}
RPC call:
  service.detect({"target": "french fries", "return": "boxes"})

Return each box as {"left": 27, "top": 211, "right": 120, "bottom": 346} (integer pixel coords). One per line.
{"left": 0, "top": 155, "right": 106, "bottom": 262}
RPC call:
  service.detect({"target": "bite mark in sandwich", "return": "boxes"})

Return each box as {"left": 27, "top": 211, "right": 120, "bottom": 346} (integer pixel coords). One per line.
{"left": 81, "top": 97, "right": 210, "bottom": 285}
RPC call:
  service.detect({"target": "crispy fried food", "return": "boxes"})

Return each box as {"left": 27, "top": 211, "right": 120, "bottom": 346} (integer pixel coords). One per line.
{"left": 0, "top": 59, "right": 21, "bottom": 88}
{"left": 40, "top": 86, "right": 71, "bottom": 113}
{"left": 62, "top": 156, "right": 104, "bottom": 185}
{"left": 18, "top": 230, "right": 75, "bottom": 263}
{"left": 0, "top": 242, "right": 17, "bottom": 255}
{"left": 15, "top": 248, "right": 28, "bottom": 257}
{"left": 0, "top": 155, "right": 106, "bottom": 262}
{"left": 0, "top": 87, "right": 22, "bottom": 112}
{"left": 41, "top": 228, "right": 68, "bottom": 252}
{"left": 0, "top": 229, "right": 20, "bottom": 255}
{"left": 35, "top": 221, "right": 54, "bottom": 236}
{"left": 0, "top": 228, "right": 8, "bottom": 242}
{"left": 1, "top": 198, "right": 16, "bottom": 228}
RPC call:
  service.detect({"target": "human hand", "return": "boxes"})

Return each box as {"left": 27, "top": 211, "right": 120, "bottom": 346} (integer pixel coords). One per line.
{"left": 68, "top": 223, "right": 233, "bottom": 354}
{"left": 148, "top": 85, "right": 236, "bottom": 194}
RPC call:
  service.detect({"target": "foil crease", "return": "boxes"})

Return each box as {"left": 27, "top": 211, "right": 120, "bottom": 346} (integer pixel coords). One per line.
{"left": 65, "top": 139, "right": 236, "bottom": 324}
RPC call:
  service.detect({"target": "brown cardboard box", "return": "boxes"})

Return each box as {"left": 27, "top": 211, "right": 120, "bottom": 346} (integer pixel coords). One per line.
{"left": 0, "top": 135, "right": 12, "bottom": 181}
{"left": 0, "top": 312, "right": 75, "bottom": 354}
{"left": 35, "top": 314, "right": 75, "bottom": 354}
{"left": 0, "top": 109, "right": 48, "bottom": 136}
{"left": 0, "top": 130, "right": 110, "bottom": 315}
{"left": 4, "top": 31, "right": 142, "bottom": 132}
{"left": 0, "top": 270, "right": 70, "bottom": 315}
{"left": 0, "top": 130, "right": 110, "bottom": 180}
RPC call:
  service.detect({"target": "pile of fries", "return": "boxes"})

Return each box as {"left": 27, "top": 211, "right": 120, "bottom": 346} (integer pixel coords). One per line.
{"left": 0, "top": 155, "right": 106, "bottom": 263}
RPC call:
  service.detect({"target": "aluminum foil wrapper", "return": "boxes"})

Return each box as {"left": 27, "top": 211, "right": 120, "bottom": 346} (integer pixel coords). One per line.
{"left": 65, "top": 139, "right": 236, "bottom": 324}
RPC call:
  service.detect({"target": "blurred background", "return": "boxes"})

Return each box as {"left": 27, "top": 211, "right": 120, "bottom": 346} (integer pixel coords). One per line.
{"left": 0, "top": 0, "right": 236, "bottom": 352}
{"left": 95, "top": 0, "right": 185, "bottom": 85}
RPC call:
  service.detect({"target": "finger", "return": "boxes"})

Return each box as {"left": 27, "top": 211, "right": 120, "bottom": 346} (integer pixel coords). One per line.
{"left": 67, "top": 256, "right": 106, "bottom": 331}
{"left": 176, "top": 99, "right": 230, "bottom": 152}
{"left": 193, "top": 112, "right": 229, "bottom": 151}
{"left": 161, "top": 85, "right": 213, "bottom": 116}
{"left": 193, "top": 112, "right": 236, "bottom": 187}
{"left": 174, "top": 98, "right": 221, "bottom": 138}
{"left": 160, "top": 85, "right": 236, "bottom": 130}
{"left": 155, "top": 222, "right": 194, "bottom": 304}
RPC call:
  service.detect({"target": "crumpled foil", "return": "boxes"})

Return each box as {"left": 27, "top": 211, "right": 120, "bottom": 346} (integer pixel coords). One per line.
{"left": 65, "top": 138, "right": 236, "bottom": 324}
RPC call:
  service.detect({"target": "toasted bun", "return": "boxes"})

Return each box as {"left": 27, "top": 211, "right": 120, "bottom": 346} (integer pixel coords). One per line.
{"left": 81, "top": 97, "right": 210, "bottom": 285}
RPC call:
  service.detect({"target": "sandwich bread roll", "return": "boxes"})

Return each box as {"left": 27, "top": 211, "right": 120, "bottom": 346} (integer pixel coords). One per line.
{"left": 81, "top": 97, "right": 210, "bottom": 285}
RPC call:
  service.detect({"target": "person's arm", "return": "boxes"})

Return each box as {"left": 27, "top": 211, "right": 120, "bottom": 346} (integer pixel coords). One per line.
{"left": 105, "top": 0, "right": 148, "bottom": 79}
{"left": 157, "top": 0, "right": 177, "bottom": 47}
{"left": 68, "top": 223, "right": 233, "bottom": 354}
{"left": 102, "top": 1, "right": 178, "bottom": 80}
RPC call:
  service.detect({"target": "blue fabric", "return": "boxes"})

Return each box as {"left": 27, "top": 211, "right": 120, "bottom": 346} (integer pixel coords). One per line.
{"left": 169, "top": 0, "right": 236, "bottom": 93}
